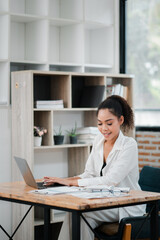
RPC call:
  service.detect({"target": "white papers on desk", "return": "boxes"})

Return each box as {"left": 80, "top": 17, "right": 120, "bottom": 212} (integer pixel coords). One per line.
{"left": 69, "top": 191, "right": 129, "bottom": 199}
{"left": 70, "top": 185, "right": 130, "bottom": 199}
{"left": 30, "top": 186, "right": 82, "bottom": 195}
{"left": 84, "top": 185, "right": 130, "bottom": 193}
{"left": 30, "top": 185, "right": 130, "bottom": 199}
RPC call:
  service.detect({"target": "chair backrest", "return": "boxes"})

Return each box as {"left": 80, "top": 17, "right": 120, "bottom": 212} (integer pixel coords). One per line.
{"left": 139, "top": 165, "right": 160, "bottom": 211}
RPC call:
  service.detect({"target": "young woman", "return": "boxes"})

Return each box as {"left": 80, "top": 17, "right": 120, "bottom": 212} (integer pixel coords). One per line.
{"left": 44, "top": 95, "right": 146, "bottom": 240}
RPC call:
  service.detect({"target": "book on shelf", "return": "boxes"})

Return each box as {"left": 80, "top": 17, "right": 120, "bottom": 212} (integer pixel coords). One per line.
{"left": 76, "top": 127, "right": 99, "bottom": 135}
{"left": 106, "top": 84, "right": 128, "bottom": 99}
{"left": 35, "top": 100, "right": 64, "bottom": 109}
{"left": 77, "top": 127, "right": 99, "bottom": 144}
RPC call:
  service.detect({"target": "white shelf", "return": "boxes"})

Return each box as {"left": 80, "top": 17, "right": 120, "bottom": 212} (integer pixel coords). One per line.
{"left": 11, "top": 60, "right": 47, "bottom": 65}
{"left": 10, "top": 0, "right": 48, "bottom": 17}
{"left": 49, "top": 18, "right": 82, "bottom": 27}
{"left": 10, "top": 13, "right": 44, "bottom": 23}
{"left": 84, "top": 21, "right": 113, "bottom": 30}
{"left": 49, "top": 62, "right": 82, "bottom": 67}
{"left": 0, "top": 1, "right": 118, "bottom": 105}
{"left": 48, "top": 0, "right": 83, "bottom": 21}
{"left": 10, "top": 62, "right": 48, "bottom": 72}
{"left": 85, "top": 63, "right": 112, "bottom": 69}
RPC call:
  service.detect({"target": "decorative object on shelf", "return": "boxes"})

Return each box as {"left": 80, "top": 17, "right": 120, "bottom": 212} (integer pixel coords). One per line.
{"left": 34, "top": 136, "right": 42, "bottom": 147}
{"left": 66, "top": 122, "right": 77, "bottom": 144}
{"left": 54, "top": 126, "right": 64, "bottom": 145}
{"left": 34, "top": 126, "right": 47, "bottom": 147}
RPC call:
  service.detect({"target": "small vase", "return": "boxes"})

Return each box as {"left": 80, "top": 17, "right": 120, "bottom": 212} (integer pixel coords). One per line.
{"left": 70, "top": 136, "right": 77, "bottom": 144}
{"left": 34, "top": 136, "right": 42, "bottom": 147}
{"left": 54, "top": 135, "right": 64, "bottom": 145}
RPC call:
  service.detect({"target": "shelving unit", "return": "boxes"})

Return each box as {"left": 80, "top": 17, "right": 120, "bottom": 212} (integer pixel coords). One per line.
{"left": 12, "top": 70, "right": 133, "bottom": 240}
{"left": 0, "top": 0, "right": 119, "bottom": 106}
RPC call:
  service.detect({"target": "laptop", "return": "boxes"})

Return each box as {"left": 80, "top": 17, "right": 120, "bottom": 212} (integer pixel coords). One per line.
{"left": 14, "top": 156, "right": 62, "bottom": 189}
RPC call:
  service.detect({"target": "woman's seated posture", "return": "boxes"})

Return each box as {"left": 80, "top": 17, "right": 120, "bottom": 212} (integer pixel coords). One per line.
{"left": 44, "top": 95, "right": 146, "bottom": 240}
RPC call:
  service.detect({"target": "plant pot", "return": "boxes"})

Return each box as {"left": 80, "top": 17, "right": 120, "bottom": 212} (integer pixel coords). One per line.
{"left": 34, "top": 136, "right": 42, "bottom": 147}
{"left": 54, "top": 135, "right": 64, "bottom": 145}
{"left": 70, "top": 135, "right": 77, "bottom": 144}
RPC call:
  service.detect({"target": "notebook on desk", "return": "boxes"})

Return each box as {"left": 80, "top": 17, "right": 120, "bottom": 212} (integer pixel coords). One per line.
{"left": 14, "top": 156, "right": 63, "bottom": 189}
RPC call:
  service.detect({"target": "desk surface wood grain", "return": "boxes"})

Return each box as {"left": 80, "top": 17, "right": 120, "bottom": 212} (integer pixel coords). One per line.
{"left": 0, "top": 181, "right": 160, "bottom": 211}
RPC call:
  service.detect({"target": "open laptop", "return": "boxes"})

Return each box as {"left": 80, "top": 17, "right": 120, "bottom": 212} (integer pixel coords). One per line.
{"left": 14, "top": 156, "right": 62, "bottom": 189}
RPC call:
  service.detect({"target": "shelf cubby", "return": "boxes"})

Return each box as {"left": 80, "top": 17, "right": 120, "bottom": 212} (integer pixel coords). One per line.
{"left": 71, "top": 75, "right": 106, "bottom": 108}
{"left": 106, "top": 74, "right": 133, "bottom": 107}
{"left": 49, "top": 23, "right": 83, "bottom": 64}
{"left": 33, "top": 73, "right": 71, "bottom": 108}
{"left": 48, "top": 0, "right": 83, "bottom": 21}
{"left": 34, "top": 110, "right": 53, "bottom": 146}
{"left": 10, "top": 0, "right": 48, "bottom": 17}
{"left": 84, "top": 0, "right": 114, "bottom": 25}
{"left": 10, "top": 19, "right": 48, "bottom": 62}
{"left": 85, "top": 26, "right": 114, "bottom": 66}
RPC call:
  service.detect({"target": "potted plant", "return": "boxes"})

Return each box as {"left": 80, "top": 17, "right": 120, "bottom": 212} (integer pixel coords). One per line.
{"left": 66, "top": 122, "right": 77, "bottom": 144}
{"left": 54, "top": 125, "right": 64, "bottom": 145}
{"left": 34, "top": 126, "right": 47, "bottom": 146}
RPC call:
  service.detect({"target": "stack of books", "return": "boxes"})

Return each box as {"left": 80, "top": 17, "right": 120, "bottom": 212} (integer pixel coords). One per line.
{"left": 77, "top": 127, "right": 99, "bottom": 144}
{"left": 35, "top": 100, "right": 64, "bottom": 109}
{"left": 106, "top": 84, "right": 128, "bottom": 99}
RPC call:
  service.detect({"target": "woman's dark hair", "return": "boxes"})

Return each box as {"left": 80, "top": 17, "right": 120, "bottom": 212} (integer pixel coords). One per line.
{"left": 97, "top": 95, "right": 134, "bottom": 132}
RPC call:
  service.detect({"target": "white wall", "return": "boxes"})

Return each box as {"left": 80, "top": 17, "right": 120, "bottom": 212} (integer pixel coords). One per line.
{"left": 0, "top": 107, "right": 12, "bottom": 239}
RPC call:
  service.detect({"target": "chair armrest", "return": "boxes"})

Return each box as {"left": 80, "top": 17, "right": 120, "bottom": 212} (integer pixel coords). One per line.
{"left": 118, "top": 214, "right": 160, "bottom": 239}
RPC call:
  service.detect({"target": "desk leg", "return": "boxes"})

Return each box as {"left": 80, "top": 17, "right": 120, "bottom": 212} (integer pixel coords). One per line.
{"left": 150, "top": 201, "right": 159, "bottom": 240}
{"left": 72, "top": 212, "right": 80, "bottom": 240}
{"left": 44, "top": 207, "right": 50, "bottom": 240}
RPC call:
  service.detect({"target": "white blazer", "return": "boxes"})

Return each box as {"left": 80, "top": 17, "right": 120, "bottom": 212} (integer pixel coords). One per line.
{"left": 78, "top": 131, "right": 146, "bottom": 219}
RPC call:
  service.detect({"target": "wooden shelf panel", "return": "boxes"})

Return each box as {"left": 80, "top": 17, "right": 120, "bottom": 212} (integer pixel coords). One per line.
{"left": 34, "top": 143, "right": 92, "bottom": 151}
{"left": 34, "top": 108, "right": 97, "bottom": 111}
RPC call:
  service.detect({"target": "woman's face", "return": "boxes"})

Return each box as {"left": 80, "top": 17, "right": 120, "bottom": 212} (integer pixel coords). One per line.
{"left": 97, "top": 108, "right": 124, "bottom": 142}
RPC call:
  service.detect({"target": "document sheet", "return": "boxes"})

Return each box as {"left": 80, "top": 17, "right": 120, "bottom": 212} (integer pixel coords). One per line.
{"left": 30, "top": 185, "right": 130, "bottom": 199}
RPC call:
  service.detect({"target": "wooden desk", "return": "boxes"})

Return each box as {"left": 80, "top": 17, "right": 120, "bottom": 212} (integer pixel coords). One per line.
{"left": 0, "top": 181, "right": 160, "bottom": 240}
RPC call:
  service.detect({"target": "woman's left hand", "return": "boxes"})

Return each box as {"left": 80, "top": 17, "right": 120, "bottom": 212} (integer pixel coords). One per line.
{"left": 43, "top": 176, "right": 78, "bottom": 187}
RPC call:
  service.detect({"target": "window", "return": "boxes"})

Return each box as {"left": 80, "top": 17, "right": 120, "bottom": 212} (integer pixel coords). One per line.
{"left": 126, "top": 0, "right": 160, "bottom": 126}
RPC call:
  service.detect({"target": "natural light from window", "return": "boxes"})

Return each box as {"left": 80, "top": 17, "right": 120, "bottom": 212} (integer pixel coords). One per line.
{"left": 126, "top": 0, "right": 160, "bottom": 126}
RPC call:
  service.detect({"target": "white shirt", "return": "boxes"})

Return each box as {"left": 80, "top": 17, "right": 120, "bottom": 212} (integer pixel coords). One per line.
{"left": 78, "top": 131, "right": 146, "bottom": 219}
